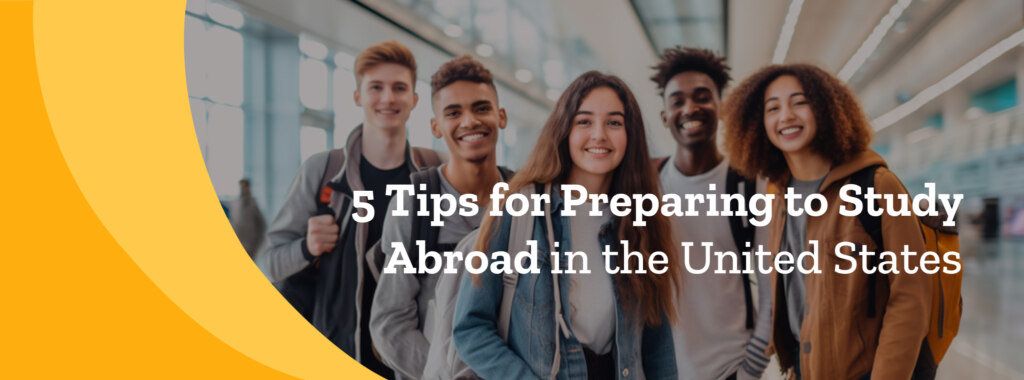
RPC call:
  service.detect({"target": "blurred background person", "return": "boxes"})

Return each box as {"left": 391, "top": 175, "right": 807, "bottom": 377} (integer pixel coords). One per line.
{"left": 229, "top": 178, "right": 265, "bottom": 257}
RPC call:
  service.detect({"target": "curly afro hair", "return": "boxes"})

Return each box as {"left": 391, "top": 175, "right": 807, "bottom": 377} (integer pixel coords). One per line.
{"left": 722, "top": 63, "right": 873, "bottom": 183}
{"left": 650, "top": 47, "right": 731, "bottom": 97}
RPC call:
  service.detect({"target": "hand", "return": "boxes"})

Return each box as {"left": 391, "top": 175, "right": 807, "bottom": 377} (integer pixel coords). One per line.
{"left": 306, "top": 214, "right": 338, "bottom": 256}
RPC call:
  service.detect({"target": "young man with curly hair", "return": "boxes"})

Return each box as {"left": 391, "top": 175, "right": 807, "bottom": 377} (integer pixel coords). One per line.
{"left": 650, "top": 47, "right": 772, "bottom": 380}
{"left": 369, "top": 55, "right": 511, "bottom": 380}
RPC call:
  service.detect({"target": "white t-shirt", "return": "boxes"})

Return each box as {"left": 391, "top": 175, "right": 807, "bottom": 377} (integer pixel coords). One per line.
{"left": 660, "top": 157, "right": 752, "bottom": 380}
{"left": 567, "top": 204, "right": 616, "bottom": 355}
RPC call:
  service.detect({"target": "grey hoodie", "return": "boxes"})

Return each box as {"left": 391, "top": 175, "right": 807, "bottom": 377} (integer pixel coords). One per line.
{"left": 255, "top": 125, "right": 441, "bottom": 363}
{"left": 369, "top": 165, "right": 489, "bottom": 380}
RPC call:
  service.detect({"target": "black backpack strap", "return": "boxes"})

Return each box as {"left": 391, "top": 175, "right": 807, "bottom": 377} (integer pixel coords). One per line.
{"left": 410, "top": 168, "right": 444, "bottom": 271}
{"left": 316, "top": 149, "right": 346, "bottom": 216}
{"left": 412, "top": 147, "right": 443, "bottom": 169}
{"left": 850, "top": 165, "right": 883, "bottom": 318}
{"left": 651, "top": 157, "right": 670, "bottom": 173}
{"left": 726, "top": 167, "right": 757, "bottom": 329}
{"left": 497, "top": 166, "right": 515, "bottom": 181}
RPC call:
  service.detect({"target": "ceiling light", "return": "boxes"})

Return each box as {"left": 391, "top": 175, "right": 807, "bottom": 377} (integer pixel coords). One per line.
{"left": 965, "top": 107, "right": 985, "bottom": 120}
{"left": 906, "top": 126, "right": 938, "bottom": 144}
{"left": 838, "top": 0, "right": 912, "bottom": 81}
{"left": 443, "top": 24, "right": 463, "bottom": 38}
{"left": 475, "top": 44, "right": 494, "bottom": 57}
{"left": 299, "top": 35, "right": 328, "bottom": 60}
{"left": 773, "top": 0, "right": 805, "bottom": 64}
{"left": 546, "top": 88, "right": 561, "bottom": 102}
{"left": 872, "top": 27, "right": 1024, "bottom": 131}
{"left": 515, "top": 69, "right": 533, "bottom": 83}
{"left": 208, "top": 2, "right": 244, "bottom": 29}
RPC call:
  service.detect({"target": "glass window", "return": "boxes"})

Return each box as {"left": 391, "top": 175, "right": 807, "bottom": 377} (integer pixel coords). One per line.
{"left": 971, "top": 79, "right": 1018, "bottom": 114}
{"left": 408, "top": 80, "right": 435, "bottom": 149}
{"left": 300, "top": 126, "right": 329, "bottom": 163}
{"left": 206, "top": 25, "right": 244, "bottom": 106}
{"left": 510, "top": 9, "right": 540, "bottom": 73}
{"left": 334, "top": 66, "right": 362, "bottom": 146}
{"left": 190, "top": 98, "right": 208, "bottom": 148}
{"left": 300, "top": 57, "right": 329, "bottom": 110}
{"left": 334, "top": 51, "right": 355, "bottom": 71}
{"left": 184, "top": 16, "right": 208, "bottom": 99}
{"left": 206, "top": 104, "right": 245, "bottom": 197}
{"left": 186, "top": 10, "right": 246, "bottom": 199}
{"left": 474, "top": 0, "right": 509, "bottom": 56}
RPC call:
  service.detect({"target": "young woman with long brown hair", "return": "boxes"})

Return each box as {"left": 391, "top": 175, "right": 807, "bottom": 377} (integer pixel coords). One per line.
{"left": 451, "top": 71, "right": 680, "bottom": 380}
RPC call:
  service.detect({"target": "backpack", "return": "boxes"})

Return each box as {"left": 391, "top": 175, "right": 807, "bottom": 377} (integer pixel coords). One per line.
{"left": 849, "top": 165, "right": 963, "bottom": 380}
{"left": 279, "top": 147, "right": 442, "bottom": 320}
{"left": 652, "top": 157, "right": 759, "bottom": 329}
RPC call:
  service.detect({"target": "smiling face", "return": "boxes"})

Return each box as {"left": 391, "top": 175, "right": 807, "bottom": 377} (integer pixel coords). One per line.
{"left": 661, "top": 71, "right": 720, "bottom": 148}
{"left": 354, "top": 63, "right": 418, "bottom": 131}
{"left": 763, "top": 75, "right": 818, "bottom": 157}
{"left": 568, "top": 87, "right": 628, "bottom": 186}
{"left": 430, "top": 80, "right": 505, "bottom": 163}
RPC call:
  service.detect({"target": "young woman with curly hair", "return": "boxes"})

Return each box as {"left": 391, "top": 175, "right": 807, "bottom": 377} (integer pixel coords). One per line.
{"left": 452, "top": 71, "right": 680, "bottom": 380}
{"left": 722, "top": 64, "right": 933, "bottom": 380}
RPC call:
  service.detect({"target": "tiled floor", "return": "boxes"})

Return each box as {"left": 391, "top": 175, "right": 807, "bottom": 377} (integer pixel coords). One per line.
{"left": 935, "top": 237, "right": 1024, "bottom": 379}
{"left": 760, "top": 232, "right": 1023, "bottom": 379}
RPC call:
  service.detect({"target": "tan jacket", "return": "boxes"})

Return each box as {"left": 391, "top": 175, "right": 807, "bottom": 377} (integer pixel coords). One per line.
{"left": 765, "top": 150, "right": 932, "bottom": 380}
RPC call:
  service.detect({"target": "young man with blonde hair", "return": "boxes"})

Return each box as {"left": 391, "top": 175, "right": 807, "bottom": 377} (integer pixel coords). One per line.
{"left": 257, "top": 40, "right": 442, "bottom": 379}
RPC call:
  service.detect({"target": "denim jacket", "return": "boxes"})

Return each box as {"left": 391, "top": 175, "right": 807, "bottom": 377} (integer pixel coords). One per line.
{"left": 452, "top": 183, "right": 677, "bottom": 380}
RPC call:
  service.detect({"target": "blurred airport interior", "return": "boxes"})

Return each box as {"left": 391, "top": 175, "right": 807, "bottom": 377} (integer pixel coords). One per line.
{"left": 186, "top": 0, "right": 1024, "bottom": 378}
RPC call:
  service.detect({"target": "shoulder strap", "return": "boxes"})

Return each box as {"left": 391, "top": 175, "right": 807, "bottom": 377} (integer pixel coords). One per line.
{"left": 498, "top": 183, "right": 541, "bottom": 341}
{"left": 497, "top": 166, "right": 515, "bottom": 181}
{"left": 726, "top": 168, "right": 757, "bottom": 329}
{"left": 651, "top": 157, "right": 669, "bottom": 173}
{"left": 316, "top": 148, "right": 346, "bottom": 212}
{"left": 410, "top": 168, "right": 444, "bottom": 271}
{"left": 851, "top": 165, "right": 884, "bottom": 249}
{"left": 850, "top": 165, "right": 883, "bottom": 318}
{"left": 412, "top": 147, "right": 443, "bottom": 169}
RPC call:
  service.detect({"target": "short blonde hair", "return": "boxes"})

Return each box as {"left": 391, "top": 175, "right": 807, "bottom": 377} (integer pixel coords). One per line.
{"left": 354, "top": 40, "right": 417, "bottom": 87}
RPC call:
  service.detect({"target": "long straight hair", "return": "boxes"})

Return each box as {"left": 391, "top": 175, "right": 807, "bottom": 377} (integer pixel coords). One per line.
{"left": 475, "top": 71, "right": 680, "bottom": 326}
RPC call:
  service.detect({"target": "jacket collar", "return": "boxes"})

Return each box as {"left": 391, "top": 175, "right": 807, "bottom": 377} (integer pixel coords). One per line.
{"left": 329, "top": 123, "right": 421, "bottom": 193}
{"left": 773, "top": 149, "right": 887, "bottom": 192}
{"left": 819, "top": 149, "right": 887, "bottom": 191}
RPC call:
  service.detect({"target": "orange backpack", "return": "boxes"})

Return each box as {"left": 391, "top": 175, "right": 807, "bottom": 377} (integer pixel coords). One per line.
{"left": 849, "top": 165, "right": 962, "bottom": 380}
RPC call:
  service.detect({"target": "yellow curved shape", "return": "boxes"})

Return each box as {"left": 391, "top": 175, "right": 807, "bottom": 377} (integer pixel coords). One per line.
{"left": 30, "top": 1, "right": 374, "bottom": 378}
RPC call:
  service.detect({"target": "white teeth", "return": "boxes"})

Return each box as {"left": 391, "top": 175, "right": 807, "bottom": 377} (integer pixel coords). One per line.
{"left": 586, "top": 148, "right": 610, "bottom": 154}
{"left": 460, "top": 133, "right": 485, "bottom": 141}
{"left": 780, "top": 126, "right": 802, "bottom": 135}
{"left": 379, "top": 110, "right": 398, "bottom": 114}
{"left": 682, "top": 121, "right": 702, "bottom": 130}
